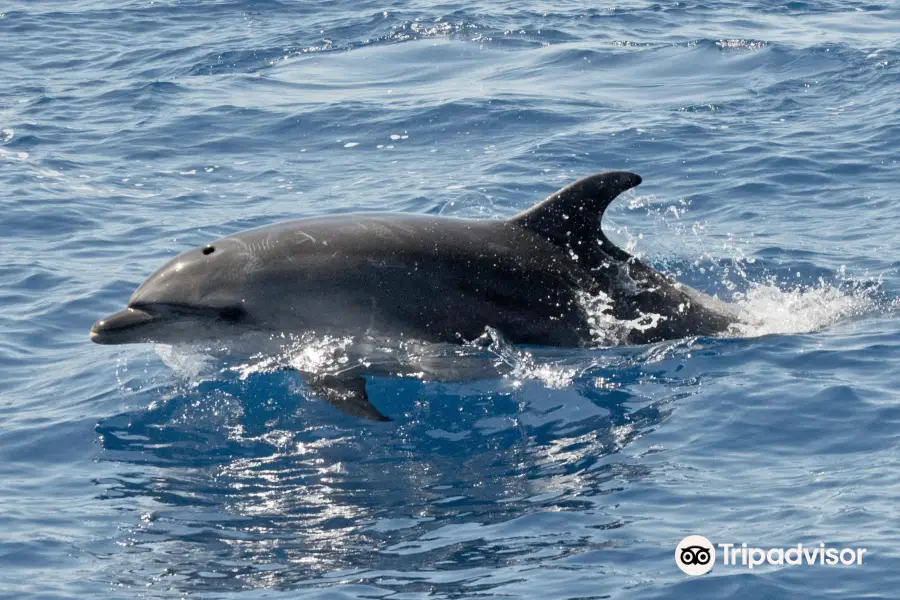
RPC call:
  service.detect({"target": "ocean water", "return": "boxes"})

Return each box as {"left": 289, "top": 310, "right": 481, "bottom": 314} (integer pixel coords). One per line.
{"left": 1, "top": 0, "right": 899, "bottom": 598}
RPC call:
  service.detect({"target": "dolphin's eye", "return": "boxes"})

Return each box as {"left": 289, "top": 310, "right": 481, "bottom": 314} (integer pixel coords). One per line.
{"left": 218, "top": 306, "right": 246, "bottom": 324}
{"left": 203, "top": 245, "right": 215, "bottom": 255}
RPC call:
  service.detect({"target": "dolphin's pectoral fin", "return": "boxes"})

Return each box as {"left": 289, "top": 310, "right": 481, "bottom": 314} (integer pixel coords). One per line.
{"left": 510, "top": 171, "right": 642, "bottom": 262}
{"left": 307, "top": 374, "right": 392, "bottom": 422}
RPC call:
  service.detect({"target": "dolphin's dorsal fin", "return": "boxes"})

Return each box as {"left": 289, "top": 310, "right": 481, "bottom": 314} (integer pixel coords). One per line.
{"left": 510, "top": 171, "right": 642, "bottom": 261}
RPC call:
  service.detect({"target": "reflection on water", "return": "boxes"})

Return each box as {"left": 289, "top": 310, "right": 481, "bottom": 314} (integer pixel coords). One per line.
{"left": 94, "top": 340, "right": 703, "bottom": 595}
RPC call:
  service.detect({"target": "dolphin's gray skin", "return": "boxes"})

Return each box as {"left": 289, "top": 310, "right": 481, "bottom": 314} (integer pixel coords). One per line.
{"left": 91, "top": 171, "right": 739, "bottom": 420}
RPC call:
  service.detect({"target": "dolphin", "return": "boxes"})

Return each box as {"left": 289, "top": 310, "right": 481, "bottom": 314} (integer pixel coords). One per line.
{"left": 91, "top": 171, "right": 739, "bottom": 420}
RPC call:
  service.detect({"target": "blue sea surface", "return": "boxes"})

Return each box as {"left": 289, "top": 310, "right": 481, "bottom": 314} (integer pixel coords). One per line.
{"left": 1, "top": 1, "right": 899, "bottom": 598}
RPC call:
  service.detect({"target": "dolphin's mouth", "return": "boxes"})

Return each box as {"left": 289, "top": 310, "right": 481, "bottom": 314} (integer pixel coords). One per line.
{"left": 90, "top": 307, "right": 159, "bottom": 345}
{"left": 90, "top": 302, "right": 250, "bottom": 345}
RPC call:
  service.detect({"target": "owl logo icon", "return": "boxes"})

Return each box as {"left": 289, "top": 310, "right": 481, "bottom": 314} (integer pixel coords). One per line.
{"left": 675, "top": 535, "right": 716, "bottom": 575}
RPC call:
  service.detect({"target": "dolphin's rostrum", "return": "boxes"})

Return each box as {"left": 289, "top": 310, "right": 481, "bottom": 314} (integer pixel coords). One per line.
{"left": 91, "top": 172, "right": 739, "bottom": 420}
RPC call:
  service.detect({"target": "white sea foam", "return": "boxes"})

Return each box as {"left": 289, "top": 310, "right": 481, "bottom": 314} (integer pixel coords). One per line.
{"left": 726, "top": 279, "right": 881, "bottom": 338}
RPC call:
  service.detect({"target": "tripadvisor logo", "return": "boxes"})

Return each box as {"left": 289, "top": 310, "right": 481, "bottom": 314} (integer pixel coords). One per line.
{"left": 675, "top": 536, "right": 868, "bottom": 575}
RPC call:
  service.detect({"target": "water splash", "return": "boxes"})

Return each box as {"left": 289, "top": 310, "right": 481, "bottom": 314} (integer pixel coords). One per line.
{"left": 230, "top": 334, "right": 357, "bottom": 380}
{"left": 727, "top": 279, "right": 882, "bottom": 338}
{"left": 155, "top": 343, "right": 216, "bottom": 381}
{"left": 618, "top": 192, "right": 891, "bottom": 340}
{"left": 577, "top": 290, "right": 665, "bottom": 346}
{"left": 474, "top": 327, "right": 579, "bottom": 389}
